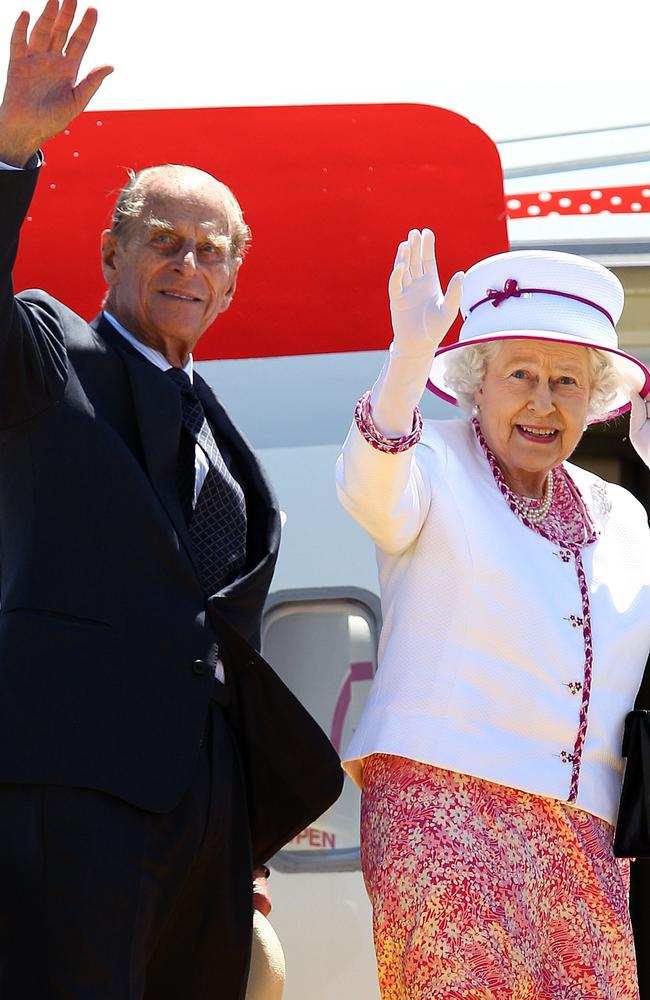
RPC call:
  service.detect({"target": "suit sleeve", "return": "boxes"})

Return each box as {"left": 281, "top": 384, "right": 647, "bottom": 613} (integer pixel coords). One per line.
{"left": 0, "top": 165, "right": 68, "bottom": 427}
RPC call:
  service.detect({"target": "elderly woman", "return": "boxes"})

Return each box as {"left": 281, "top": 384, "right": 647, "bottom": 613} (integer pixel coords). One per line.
{"left": 336, "top": 230, "right": 650, "bottom": 999}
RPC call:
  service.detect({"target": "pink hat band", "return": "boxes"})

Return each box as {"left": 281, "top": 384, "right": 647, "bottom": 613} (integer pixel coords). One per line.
{"left": 468, "top": 278, "right": 615, "bottom": 328}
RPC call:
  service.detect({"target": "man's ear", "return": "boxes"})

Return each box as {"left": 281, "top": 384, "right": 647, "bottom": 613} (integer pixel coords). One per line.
{"left": 100, "top": 230, "right": 121, "bottom": 286}
{"left": 220, "top": 259, "right": 242, "bottom": 314}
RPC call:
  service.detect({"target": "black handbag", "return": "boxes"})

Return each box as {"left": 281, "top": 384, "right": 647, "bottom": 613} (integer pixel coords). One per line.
{"left": 210, "top": 606, "right": 345, "bottom": 867}
{"left": 614, "top": 709, "right": 650, "bottom": 858}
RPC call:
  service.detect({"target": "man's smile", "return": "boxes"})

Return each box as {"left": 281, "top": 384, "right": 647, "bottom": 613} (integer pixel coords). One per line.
{"left": 159, "top": 290, "right": 201, "bottom": 302}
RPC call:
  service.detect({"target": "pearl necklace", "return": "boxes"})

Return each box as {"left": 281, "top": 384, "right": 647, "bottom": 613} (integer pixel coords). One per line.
{"left": 471, "top": 418, "right": 596, "bottom": 546}
{"left": 508, "top": 470, "right": 554, "bottom": 524}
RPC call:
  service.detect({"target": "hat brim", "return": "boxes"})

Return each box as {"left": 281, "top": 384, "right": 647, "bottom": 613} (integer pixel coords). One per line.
{"left": 428, "top": 331, "right": 650, "bottom": 424}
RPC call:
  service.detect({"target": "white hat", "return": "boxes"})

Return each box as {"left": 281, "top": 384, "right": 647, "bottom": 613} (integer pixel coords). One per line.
{"left": 428, "top": 249, "right": 650, "bottom": 421}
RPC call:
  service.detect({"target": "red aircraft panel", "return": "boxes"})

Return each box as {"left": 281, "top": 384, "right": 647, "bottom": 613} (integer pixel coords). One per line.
{"left": 13, "top": 103, "right": 508, "bottom": 361}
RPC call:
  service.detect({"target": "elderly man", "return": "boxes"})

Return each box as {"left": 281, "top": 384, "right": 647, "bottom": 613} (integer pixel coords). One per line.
{"left": 0, "top": 3, "right": 341, "bottom": 998}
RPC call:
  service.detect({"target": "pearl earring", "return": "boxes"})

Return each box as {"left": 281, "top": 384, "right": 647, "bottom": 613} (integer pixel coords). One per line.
{"left": 472, "top": 403, "right": 480, "bottom": 417}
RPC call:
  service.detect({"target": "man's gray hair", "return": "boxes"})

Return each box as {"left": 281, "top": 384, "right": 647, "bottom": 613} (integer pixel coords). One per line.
{"left": 443, "top": 340, "right": 619, "bottom": 423}
{"left": 109, "top": 164, "right": 251, "bottom": 263}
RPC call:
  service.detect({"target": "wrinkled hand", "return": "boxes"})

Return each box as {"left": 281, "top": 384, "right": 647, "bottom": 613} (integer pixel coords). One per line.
{"left": 629, "top": 392, "right": 650, "bottom": 468}
{"left": 252, "top": 867, "right": 271, "bottom": 917}
{"left": 388, "top": 229, "right": 464, "bottom": 355}
{"left": 0, "top": 0, "right": 113, "bottom": 165}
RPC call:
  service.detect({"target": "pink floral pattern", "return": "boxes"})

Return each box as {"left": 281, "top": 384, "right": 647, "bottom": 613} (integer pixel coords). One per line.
{"left": 354, "top": 390, "right": 423, "bottom": 454}
{"left": 362, "top": 755, "right": 638, "bottom": 1000}
{"left": 472, "top": 417, "right": 599, "bottom": 803}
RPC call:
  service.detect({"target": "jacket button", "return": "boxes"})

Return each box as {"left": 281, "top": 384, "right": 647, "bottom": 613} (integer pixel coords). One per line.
{"left": 192, "top": 659, "right": 206, "bottom": 676}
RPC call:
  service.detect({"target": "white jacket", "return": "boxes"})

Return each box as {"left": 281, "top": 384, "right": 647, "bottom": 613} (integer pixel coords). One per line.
{"left": 336, "top": 417, "right": 650, "bottom": 825}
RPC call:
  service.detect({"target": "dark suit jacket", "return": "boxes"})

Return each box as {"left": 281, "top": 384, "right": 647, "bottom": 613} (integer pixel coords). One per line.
{"left": 0, "top": 164, "right": 342, "bottom": 856}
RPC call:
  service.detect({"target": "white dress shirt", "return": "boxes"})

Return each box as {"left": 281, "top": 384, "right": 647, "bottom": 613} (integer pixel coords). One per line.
{"left": 0, "top": 153, "right": 42, "bottom": 170}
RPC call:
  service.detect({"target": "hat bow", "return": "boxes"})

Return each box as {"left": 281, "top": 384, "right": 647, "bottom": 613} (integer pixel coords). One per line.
{"left": 486, "top": 278, "right": 521, "bottom": 307}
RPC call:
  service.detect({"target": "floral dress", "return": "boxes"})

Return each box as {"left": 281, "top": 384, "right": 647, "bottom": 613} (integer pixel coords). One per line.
{"left": 360, "top": 421, "right": 639, "bottom": 1000}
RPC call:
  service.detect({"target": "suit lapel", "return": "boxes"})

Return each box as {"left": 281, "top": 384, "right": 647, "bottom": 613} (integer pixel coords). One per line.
{"left": 91, "top": 315, "right": 280, "bottom": 600}
{"left": 91, "top": 315, "right": 196, "bottom": 564}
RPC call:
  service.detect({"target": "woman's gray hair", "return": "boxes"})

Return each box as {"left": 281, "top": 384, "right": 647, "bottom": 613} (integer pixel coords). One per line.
{"left": 443, "top": 341, "right": 619, "bottom": 423}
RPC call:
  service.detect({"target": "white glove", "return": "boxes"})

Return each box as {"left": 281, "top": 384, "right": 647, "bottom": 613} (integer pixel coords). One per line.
{"left": 629, "top": 392, "right": 650, "bottom": 468}
{"left": 389, "top": 229, "right": 464, "bottom": 355}
{"left": 371, "top": 229, "right": 463, "bottom": 437}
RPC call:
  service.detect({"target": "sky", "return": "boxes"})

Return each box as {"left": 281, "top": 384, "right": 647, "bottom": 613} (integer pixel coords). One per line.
{"left": 1, "top": 0, "right": 649, "bottom": 143}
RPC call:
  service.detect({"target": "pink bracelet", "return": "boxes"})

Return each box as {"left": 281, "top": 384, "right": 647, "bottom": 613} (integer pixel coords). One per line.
{"left": 354, "top": 390, "right": 423, "bottom": 454}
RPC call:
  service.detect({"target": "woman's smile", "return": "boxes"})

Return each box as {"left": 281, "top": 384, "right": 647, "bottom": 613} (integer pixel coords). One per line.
{"left": 515, "top": 424, "right": 560, "bottom": 443}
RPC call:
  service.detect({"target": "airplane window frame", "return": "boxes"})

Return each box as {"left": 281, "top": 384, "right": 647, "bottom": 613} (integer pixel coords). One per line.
{"left": 263, "top": 587, "right": 381, "bottom": 874}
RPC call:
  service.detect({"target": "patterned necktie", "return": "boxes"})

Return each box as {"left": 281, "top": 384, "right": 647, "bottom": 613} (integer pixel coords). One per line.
{"left": 167, "top": 368, "right": 247, "bottom": 594}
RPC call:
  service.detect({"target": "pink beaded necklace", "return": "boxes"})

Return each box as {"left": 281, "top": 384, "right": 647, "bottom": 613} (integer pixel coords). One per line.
{"left": 471, "top": 418, "right": 597, "bottom": 548}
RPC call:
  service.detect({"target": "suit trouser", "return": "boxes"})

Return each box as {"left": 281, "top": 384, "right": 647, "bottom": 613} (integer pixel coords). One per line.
{"left": 0, "top": 696, "right": 253, "bottom": 1000}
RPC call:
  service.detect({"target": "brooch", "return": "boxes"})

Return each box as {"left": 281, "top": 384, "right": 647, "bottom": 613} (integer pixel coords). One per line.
{"left": 590, "top": 478, "right": 612, "bottom": 518}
